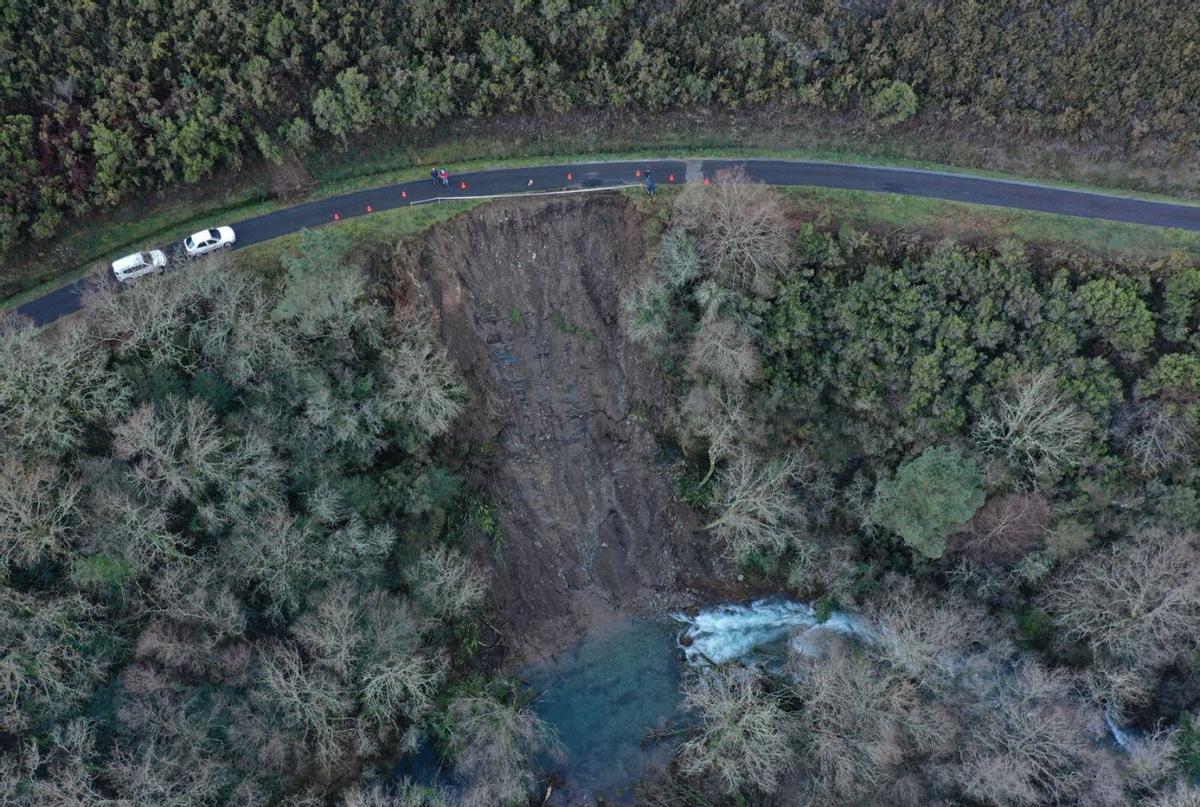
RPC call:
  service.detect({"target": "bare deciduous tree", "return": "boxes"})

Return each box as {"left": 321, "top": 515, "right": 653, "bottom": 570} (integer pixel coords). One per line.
{"left": 258, "top": 642, "right": 355, "bottom": 770}
{"left": 706, "top": 453, "right": 823, "bottom": 558}
{"left": 339, "top": 779, "right": 454, "bottom": 807}
{"left": 149, "top": 563, "right": 247, "bottom": 639}
{"left": 685, "top": 316, "right": 760, "bottom": 392}
{"left": 676, "top": 167, "right": 790, "bottom": 297}
{"left": 1115, "top": 399, "right": 1196, "bottom": 475}
{"left": 353, "top": 592, "right": 444, "bottom": 729}
{"left": 956, "top": 663, "right": 1093, "bottom": 806}
{"left": 679, "top": 383, "right": 750, "bottom": 486}
{"left": 950, "top": 492, "right": 1052, "bottom": 564}
{"left": 793, "top": 647, "right": 943, "bottom": 803}
{"left": 382, "top": 324, "right": 466, "bottom": 439}
{"left": 1146, "top": 783, "right": 1200, "bottom": 807}
{"left": 359, "top": 651, "right": 445, "bottom": 731}
{"left": 0, "top": 316, "right": 128, "bottom": 458}
{"left": 112, "top": 398, "right": 230, "bottom": 500}
{"left": 0, "top": 458, "right": 82, "bottom": 570}
{"left": 292, "top": 584, "right": 363, "bottom": 678}
{"left": 447, "top": 695, "right": 558, "bottom": 807}
{"left": 974, "top": 368, "right": 1087, "bottom": 484}
{"left": 657, "top": 228, "right": 705, "bottom": 290}
{"left": 407, "top": 546, "right": 488, "bottom": 622}
{"left": 1125, "top": 729, "right": 1181, "bottom": 796}
{"left": 23, "top": 719, "right": 109, "bottom": 806}
{"left": 84, "top": 478, "right": 183, "bottom": 573}
{"left": 867, "top": 580, "right": 1007, "bottom": 694}
{"left": 0, "top": 591, "right": 105, "bottom": 735}
{"left": 229, "top": 505, "right": 322, "bottom": 620}
{"left": 677, "top": 666, "right": 794, "bottom": 795}
{"left": 1042, "top": 531, "right": 1200, "bottom": 670}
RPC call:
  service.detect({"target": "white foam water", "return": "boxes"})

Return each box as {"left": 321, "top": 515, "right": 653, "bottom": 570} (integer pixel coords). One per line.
{"left": 674, "top": 597, "right": 873, "bottom": 665}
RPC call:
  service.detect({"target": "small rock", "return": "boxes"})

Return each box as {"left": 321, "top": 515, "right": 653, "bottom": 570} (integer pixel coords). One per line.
{"left": 600, "top": 542, "right": 608, "bottom": 548}
{"left": 737, "top": 574, "right": 744, "bottom": 582}
{"left": 790, "top": 625, "right": 850, "bottom": 661}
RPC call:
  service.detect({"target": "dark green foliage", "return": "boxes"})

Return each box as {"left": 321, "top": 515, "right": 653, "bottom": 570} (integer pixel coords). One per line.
{"left": 407, "top": 466, "right": 464, "bottom": 516}
{"left": 872, "top": 447, "right": 984, "bottom": 559}
{"left": 1015, "top": 606, "right": 1055, "bottom": 649}
{"left": 1175, "top": 712, "right": 1200, "bottom": 778}
{"left": 679, "top": 474, "right": 716, "bottom": 511}
{"left": 869, "top": 80, "right": 917, "bottom": 125}
{"left": 812, "top": 596, "right": 838, "bottom": 623}
{"left": 4, "top": 1, "right": 1199, "bottom": 260}
{"left": 761, "top": 231, "right": 1163, "bottom": 461}
{"left": 1075, "top": 277, "right": 1155, "bottom": 357}
{"left": 1162, "top": 265, "right": 1200, "bottom": 345}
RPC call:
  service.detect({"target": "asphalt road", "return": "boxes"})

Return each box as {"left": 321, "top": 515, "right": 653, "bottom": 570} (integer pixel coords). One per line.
{"left": 13, "top": 158, "right": 1200, "bottom": 326}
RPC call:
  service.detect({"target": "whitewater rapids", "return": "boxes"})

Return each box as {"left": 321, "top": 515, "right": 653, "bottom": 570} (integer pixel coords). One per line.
{"left": 673, "top": 597, "right": 873, "bottom": 665}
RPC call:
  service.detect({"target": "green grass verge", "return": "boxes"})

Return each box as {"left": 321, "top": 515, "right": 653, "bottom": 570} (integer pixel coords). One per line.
{"left": 780, "top": 187, "right": 1200, "bottom": 261}
{"left": 7, "top": 138, "right": 1200, "bottom": 312}
{"left": 226, "top": 199, "right": 486, "bottom": 279}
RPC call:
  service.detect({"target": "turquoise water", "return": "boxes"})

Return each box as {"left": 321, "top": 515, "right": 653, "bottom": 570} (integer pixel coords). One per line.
{"left": 524, "top": 619, "right": 685, "bottom": 804}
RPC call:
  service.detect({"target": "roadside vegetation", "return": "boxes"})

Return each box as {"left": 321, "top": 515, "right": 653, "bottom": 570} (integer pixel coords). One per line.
{"left": 5, "top": 0, "right": 1199, "bottom": 300}
{"left": 0, "top": 231, "right": 556, "bottom": 803}
{"left": 628, "top": 171, "right": 1200, "bottom": 804}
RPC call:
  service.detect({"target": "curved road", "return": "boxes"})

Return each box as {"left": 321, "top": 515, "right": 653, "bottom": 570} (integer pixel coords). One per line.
{"left": 14, "top": 158, "right": 1200, "bottom": 326}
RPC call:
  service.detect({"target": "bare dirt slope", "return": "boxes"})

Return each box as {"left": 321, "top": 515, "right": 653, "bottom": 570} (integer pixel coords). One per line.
{"left": 400, "top": 194, "right": 713, "bottom": 661}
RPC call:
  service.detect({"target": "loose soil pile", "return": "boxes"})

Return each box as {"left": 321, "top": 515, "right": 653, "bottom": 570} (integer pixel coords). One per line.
{"left": 400, "top": 195, "right": 713, "bottom": 661}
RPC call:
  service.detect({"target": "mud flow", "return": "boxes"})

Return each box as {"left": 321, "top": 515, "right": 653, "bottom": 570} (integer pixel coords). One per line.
{"left": 403, "top": 195, "right": 711, "bottom": 661}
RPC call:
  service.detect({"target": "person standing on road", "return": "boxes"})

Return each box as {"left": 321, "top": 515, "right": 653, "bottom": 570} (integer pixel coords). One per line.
{"left": 646, "top": 170, "right": 656, "bottom": 195}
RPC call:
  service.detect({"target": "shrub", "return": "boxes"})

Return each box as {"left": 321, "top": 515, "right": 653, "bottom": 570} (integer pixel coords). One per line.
{"left": 1076, "top": 278, "right": 1155, "bottom": 357}
{"left": 1176, "top": 712, "right": 1200, "bottom": 780}
{"left": 623, "top": 279, "right": 673, "bottom": 355}
{"left": 1044, "top": 519, "right": 1093, "bottom": 561}
{"left": 872, "top": 447, "right": 985, "bottom": 559}
{"left": 870, "top": 80, "right": 918, "bottom": 125}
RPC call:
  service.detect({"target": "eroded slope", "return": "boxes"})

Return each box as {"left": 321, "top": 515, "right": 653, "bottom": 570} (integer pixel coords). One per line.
{"left": 399, "top": 195, "right": 711, "bottom": 660}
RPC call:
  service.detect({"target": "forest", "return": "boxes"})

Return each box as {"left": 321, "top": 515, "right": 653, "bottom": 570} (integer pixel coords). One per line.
{"left": 3, "top": 0, "right": 1199, "bottom": 260}
{"left": 5, "top": 170, "right": 1200, "bottom": 803}
{"left": 624, "top": 172, "right": 1200, "bottom": 804}
{"left": 0, "top": 232, "right": 557, "bottom": 805}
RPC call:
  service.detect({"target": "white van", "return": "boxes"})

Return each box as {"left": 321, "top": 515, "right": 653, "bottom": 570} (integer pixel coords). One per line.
{"left": 111, "top": 250, "right": 167, "bottom": 282}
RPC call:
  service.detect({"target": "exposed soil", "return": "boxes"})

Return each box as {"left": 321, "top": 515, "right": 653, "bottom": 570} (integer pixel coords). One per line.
{"left": 398, "top": 194, "right": 716, "bottom": 662}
